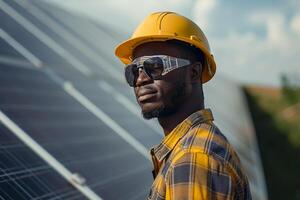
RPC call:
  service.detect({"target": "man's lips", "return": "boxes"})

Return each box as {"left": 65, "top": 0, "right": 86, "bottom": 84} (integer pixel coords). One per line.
{"left": 137, "top": 87, "right": 157, "bottom": 103}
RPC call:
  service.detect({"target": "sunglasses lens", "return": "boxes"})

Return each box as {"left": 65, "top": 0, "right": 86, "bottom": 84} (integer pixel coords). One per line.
{"left": 125, "top": 64, "right": 138, "bottom": 87}
{"left": 143, "top": 57, "right": 163, "bottom": 79}
{"left": 125, "top": 57, "right": 164, "bottom": 87}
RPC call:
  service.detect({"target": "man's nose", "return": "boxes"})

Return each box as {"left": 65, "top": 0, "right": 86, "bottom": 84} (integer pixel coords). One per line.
{"left": 135, "top": 68, "right": 152, "bottom": 87}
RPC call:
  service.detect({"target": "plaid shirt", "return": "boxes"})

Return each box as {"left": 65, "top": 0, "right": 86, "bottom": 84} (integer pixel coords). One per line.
{"left": 148, "top": 109, "right": 251, "bottom": 200}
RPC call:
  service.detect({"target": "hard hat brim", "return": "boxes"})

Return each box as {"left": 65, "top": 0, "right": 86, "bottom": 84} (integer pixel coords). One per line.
{"left": 115, "top": 35, "right": 216, "bottom": 83}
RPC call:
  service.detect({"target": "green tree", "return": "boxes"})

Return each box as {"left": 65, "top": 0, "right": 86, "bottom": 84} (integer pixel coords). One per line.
{"left": 281, "top": 73, "right": 300, "bottom": 105}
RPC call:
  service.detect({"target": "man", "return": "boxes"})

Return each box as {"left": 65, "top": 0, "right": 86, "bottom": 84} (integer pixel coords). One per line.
{"left": 115, "top": 12, "right": 251, "bottom": 200}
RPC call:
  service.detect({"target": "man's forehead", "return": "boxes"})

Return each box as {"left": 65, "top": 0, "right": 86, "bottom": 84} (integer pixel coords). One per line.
{"left": 132, "top": 41, "right": 183, "bottom": 59}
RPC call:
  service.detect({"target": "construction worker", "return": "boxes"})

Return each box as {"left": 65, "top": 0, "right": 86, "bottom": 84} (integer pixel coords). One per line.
{"left": 115, "top": 12, "right": 252, "bottom": 200}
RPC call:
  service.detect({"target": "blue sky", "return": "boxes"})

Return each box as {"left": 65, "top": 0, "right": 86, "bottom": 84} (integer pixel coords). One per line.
{"left": 45, "top": 0, "right": 300, "bottom": 86}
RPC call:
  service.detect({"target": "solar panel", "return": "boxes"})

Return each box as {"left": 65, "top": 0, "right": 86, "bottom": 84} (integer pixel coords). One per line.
{"left": 0, "top": 37, "right": 26, "bottom": 60}
{"left": 0, "top": 62, "right": 154, "bottom": 199}
{"left": 0, "top": 123, "right": 88, "bottom": 200}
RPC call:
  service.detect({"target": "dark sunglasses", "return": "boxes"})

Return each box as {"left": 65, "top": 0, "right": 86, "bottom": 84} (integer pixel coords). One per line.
{"left": 125, "top": 55, "right": 191, "bottom": 87}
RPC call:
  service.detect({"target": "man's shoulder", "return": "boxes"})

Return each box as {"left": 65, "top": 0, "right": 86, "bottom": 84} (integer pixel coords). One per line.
{"left": 178, "top": 122, "right": 241, "bottom": 166}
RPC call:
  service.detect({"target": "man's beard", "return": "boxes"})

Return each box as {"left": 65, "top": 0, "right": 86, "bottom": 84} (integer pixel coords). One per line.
{"left": 142, "top": 82, "right": 186, "bottom": 119}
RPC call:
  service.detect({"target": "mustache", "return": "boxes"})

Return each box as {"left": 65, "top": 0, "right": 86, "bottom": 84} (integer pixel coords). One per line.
{"left": 140, "top": 85, "right": 155, "bottom": 90}
{"left": 137, "top": 85, "right": 157, "bottom": 94}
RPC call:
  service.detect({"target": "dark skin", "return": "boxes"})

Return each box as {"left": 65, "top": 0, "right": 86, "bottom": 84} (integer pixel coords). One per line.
{"left": 132, "top": 41, "right": 205, "bottom": 136}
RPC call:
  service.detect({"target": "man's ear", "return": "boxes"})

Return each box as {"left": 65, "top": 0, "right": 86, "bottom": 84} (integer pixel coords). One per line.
{"left": 190, "top": 62, "right": 202, "bottom": 83}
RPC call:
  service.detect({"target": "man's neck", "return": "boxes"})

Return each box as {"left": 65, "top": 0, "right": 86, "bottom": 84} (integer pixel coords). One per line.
{"left": 158, "top": 97, "right": 204, "bottom": 136}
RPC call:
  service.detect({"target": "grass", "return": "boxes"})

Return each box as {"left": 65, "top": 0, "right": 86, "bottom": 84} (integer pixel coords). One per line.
{"left": 244, "top": 86, "right": 300, "bottom": 200}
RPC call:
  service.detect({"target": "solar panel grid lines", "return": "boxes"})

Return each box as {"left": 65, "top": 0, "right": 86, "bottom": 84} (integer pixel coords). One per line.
{"left": 1, "top": 65, "right": 140, "bottom": 138}
{"left": 6, "top": 0, "right": 124, "bottom": 84}
{"left": 0, "top": 111, "right": 103, "bottom": 200}
{"left": 0, "top": 37, "right": 27, "bottom": 61}
{"left": 88, "top": 164, "right": 151, "bottom": 200}
{"left": 0, "top": 28, "right": 43, "bottom": 68}
{"left": 43, "top": 65, "right": 159, "bottom": 153}
{"left": 0, "top": 47, "right": 111, "bottom": 199}
{"left": 0, "top": 8, "right": 75, "bottom": 70}
{"left": 0, "top": 0, "right": 155, "bottom": 198}
{"left": 10, "top": 0, "right": 123, "bottom": 83}
{"left": 0, "top": 0, "right": 91, "bottom": 76}
{"left": 0, "top": 60, "right": 154, "bottom": 198}
{"left": 1, "top": 0, "right": 161, "bottom": 148}
{"left": 0, "top": 125, "right": 88, "bottom": 200}
{"left": 0, "top": 148, "right": 52, "bottom": 193}
{"left": 73, "top": 82, "right": 162, "bottom": 149}
{"left": 61, "top": 147, "right": 135, "bottom": 169}
{"left": 31, "top": 0, "right": 125, "bottom": 68}
{"left": 63, "top": 82, "right": 150, "bottom": 160}
{"left": 0, "top": 55, "right": 35, "bottom": 70}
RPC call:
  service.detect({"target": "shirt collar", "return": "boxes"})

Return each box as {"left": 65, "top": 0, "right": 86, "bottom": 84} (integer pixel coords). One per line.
{"left": 151, "top": 108, "right": 214, "bottom": 162}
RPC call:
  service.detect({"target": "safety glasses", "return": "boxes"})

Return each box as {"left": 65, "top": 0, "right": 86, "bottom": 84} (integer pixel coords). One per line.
{"left": 125, "top": 55, "right": 191, "bottom": 87}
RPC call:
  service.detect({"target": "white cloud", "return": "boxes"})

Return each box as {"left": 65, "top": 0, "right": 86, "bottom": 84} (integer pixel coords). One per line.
{"left": 211, "top": 10, "right": 300, "bottom": 86}
{"left": 249, "top": 11, "right": 290, "bottom": 47}
{"left": 291, "top": 14, "right": 300, "bottom": 35}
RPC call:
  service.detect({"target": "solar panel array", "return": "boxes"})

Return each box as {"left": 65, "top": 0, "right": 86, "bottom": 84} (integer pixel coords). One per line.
{"left": 0, "top": 0, "right": 267, "bottom": 199}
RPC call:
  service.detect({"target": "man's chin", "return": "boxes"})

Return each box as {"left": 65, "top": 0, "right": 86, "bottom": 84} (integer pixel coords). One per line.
{"left": 141, "top": 106, "right": 177, "bottom": 119}
{"left": 141, "top": 108, "right": 163, "bottom": 119}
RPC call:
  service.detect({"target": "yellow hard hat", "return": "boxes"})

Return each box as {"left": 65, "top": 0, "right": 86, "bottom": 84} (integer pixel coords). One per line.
{"left": 115, "top": 11, "right": 216, "bottom": 83}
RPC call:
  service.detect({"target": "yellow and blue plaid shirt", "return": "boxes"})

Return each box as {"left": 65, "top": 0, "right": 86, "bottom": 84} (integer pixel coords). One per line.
{"left": 148, "top": 109, "right": 251, "bottom": 200}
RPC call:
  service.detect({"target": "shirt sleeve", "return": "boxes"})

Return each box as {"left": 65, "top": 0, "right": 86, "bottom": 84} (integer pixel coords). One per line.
{"left": 165, "top": 151, "right": 243, "bottom": 200}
